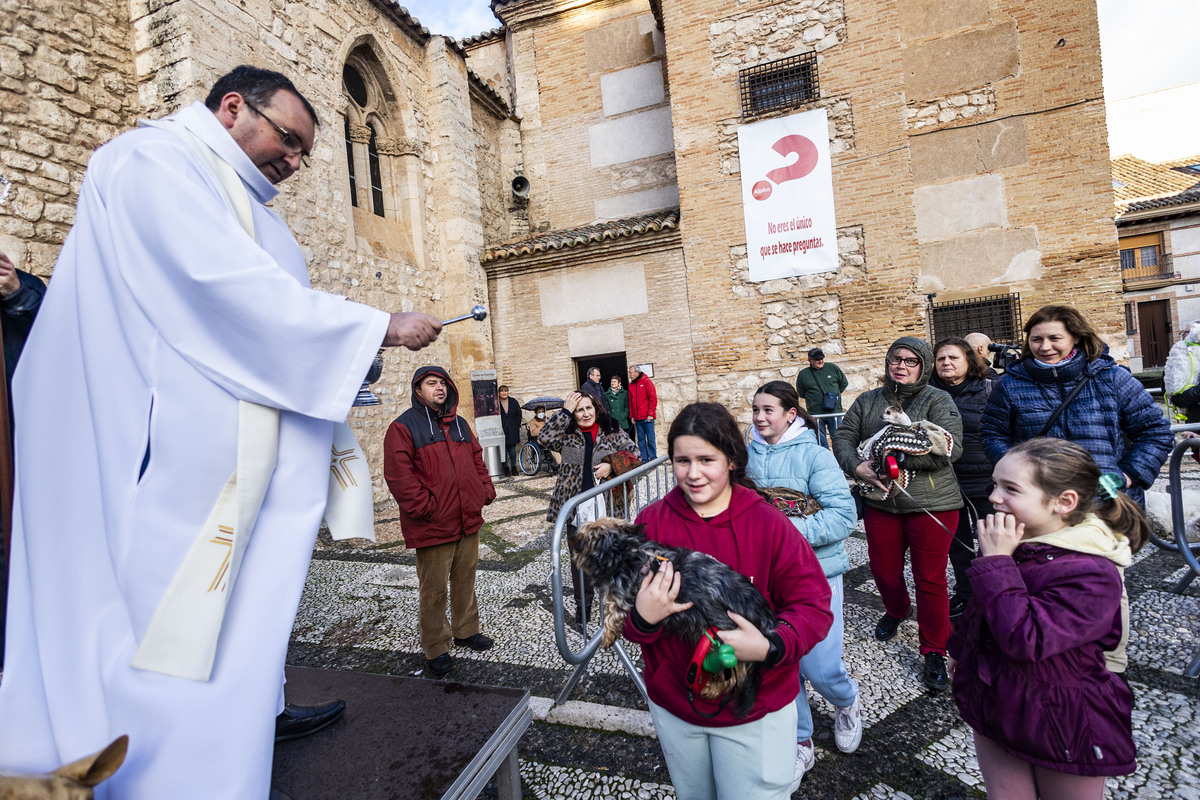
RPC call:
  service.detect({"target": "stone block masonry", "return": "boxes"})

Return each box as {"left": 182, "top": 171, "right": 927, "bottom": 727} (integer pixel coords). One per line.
{"left": 0, "top": 0, "right": 138, "bottom": 274}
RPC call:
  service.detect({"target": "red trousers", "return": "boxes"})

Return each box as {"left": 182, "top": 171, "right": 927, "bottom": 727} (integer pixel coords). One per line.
{"left": 863, "top": 506, "right": 958, "bottom": 655}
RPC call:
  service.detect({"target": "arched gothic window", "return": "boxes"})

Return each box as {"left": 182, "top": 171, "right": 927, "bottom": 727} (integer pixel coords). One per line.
{"left": 339, "top": 43, "right": 427, "bottom": 266}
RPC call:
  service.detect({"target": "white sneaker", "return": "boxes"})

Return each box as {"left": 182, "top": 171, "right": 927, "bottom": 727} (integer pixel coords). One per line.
{"left": 833, "top": 694, "right": 863, "bottom": 754}
{"left": 790, "top": 740, "right": 815, "bottom": 792}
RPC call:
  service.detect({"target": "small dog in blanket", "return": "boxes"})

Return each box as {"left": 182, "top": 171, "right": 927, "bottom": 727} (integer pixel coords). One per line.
{"left": 854, "top": 403, "right": 954, "bottom": 501}
{"left": 571, "top": 516, "right": 787, "bottom": 717}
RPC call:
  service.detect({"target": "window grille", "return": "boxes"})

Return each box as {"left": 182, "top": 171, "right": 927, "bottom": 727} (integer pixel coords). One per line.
{"left": 928, "top": 293, "right": 1023, "bottom": 345}
{"left": 1125, "top": 302, "right": 1137, "bottom": 335}
{"left": 739, "top": 53, "right": 819, "bottom": 117}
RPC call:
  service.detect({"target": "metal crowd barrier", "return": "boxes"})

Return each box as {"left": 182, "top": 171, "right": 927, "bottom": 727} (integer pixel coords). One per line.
{"left": 549, "top": 455, "right": 674, "bottom": 705}
{"left": 1163, "top": 436, "right": 1200, "bottom": 678}
{"left": 1151, "top": 424, "right": 1200, "bottom": 556}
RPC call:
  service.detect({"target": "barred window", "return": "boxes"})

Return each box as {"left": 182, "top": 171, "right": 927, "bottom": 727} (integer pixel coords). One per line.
{"left": 1125, "top": 302, "right": 1137, "bottom": 335}
{"left": 739, "top": 53, "right": 819, "bottom": 117}
{"left": 928, "top": 293, "right": 1023, "bottom": 345}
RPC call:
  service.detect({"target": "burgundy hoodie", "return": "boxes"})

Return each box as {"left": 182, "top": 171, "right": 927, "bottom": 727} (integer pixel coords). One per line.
{"left": 624, "top": 484, "right": 833, "bottom": 726}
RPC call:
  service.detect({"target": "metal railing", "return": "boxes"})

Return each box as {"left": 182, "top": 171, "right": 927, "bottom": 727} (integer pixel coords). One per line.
{"left": 1163, "top": 436, "right": 1200, "bottom": 678}
{"left": 1122, "top": 252, "right": 1173, "bottom": 285}
{"left": 549, "top": 455, "right": 674, "bottom": 706}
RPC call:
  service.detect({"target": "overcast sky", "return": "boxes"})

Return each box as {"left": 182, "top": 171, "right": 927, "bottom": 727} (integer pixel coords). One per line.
{"left": 400, "top": 0, "right": 499, "bottom": 39}
{"left": 401, "top": 0, "right": 1198, "bottom": 161}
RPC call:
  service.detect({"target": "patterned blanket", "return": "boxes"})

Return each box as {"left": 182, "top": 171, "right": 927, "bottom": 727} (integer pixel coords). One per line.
{"left": 855, "top": 422, "right": 954, "bottom": 501}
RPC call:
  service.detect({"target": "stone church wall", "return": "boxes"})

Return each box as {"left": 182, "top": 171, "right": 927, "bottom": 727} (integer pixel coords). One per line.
{"left": 0, "top": 0, "right": 139, "bottom": 275}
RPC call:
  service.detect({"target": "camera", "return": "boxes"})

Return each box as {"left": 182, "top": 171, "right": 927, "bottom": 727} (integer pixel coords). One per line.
{"left": 987, "top": 342, "right": 1021, "bottom": 372}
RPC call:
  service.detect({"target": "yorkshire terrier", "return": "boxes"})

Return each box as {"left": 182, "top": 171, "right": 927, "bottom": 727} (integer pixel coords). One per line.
{"left": 571, "top": 516, "right": 788, "bottom": 717}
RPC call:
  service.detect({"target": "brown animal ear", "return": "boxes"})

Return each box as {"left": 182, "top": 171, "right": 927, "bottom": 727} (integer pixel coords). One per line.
{"left": 54, "top": 735, "right": 128, "bottom": 787}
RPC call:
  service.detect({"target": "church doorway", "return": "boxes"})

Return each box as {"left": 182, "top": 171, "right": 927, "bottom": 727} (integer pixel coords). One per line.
{"left": 574, "top": 352, "right": 628, "bottom": 393}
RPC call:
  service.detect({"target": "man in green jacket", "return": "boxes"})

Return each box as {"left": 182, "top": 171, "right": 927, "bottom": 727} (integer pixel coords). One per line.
{"left": 796, "top": 348, "right": 848, "bottom": 447}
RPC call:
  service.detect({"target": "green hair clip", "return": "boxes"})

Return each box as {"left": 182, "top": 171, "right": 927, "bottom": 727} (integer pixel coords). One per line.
{"left": 1098, "top": 472, "right": 1123, "bottom": 501}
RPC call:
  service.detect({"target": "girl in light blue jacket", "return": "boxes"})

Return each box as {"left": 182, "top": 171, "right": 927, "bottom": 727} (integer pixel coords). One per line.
{"left": 747, "top": 381, "right": 861, "bottom": 789}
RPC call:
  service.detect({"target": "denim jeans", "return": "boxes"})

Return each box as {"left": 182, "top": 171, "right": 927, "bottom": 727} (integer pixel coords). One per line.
{"left": 815, "top": 415, "right": 839, "bottom": 448}
{"left": 795, "top": 573, "right": 859, "bottom": 741}
{"left": 634, "top": 419, "right": 657, "bottom": 461}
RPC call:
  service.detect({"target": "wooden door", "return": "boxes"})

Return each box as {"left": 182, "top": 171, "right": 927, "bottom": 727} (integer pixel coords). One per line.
{"left": 1138, "top": 300, "right": 1171, "bottom": 368}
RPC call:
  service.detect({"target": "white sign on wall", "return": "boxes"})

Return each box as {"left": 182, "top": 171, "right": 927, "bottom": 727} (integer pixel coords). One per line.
{"left": 737, "top": 108, "right": 839, "bottom": 282}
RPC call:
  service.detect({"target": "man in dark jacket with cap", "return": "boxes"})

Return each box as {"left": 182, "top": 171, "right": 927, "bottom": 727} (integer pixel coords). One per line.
{"left": 384, "top": 366, "right": 497, "bottom": 676}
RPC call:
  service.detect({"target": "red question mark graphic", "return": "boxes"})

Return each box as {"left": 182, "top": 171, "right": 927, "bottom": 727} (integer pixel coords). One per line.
{"left": 766, "top": 134, "right": 818, "bottom": 185}
{"left": 751, "top": 135, "right": 819, "bottom": 201}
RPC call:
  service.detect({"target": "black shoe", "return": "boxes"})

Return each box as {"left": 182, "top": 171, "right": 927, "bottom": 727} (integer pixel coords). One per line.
{"left": 923, "top": 652, "right": 949, "bottom": 691}
{"left": 948, "top": 593, "right": 970, "bottom": 619}
{"left": 453, "top": 633, "right": 494, "bottom": 651}
{"left": 874, "top": 607, "right": 913, "bottom": 641}
{"left": 426, "top": 653, "right": 453, "bottom": 676}
{"left": 274, "top": 700, "right": 346, "bottom": 742}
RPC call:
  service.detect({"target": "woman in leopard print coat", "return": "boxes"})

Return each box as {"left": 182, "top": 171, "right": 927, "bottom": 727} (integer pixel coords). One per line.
{"left": 538, "top": 391, "right": 635, "bottom": 621}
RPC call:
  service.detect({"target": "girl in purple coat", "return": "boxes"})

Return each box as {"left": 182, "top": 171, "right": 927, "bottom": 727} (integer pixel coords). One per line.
{"left": 948, "top": 438, "right": 1148, "bottom": 798}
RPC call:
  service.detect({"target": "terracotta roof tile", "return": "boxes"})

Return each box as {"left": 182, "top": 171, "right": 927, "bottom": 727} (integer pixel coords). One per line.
{"left": 461, "top": 27, "right": 505, "bottom": 47}
{"left": 481, "top": 208, "right": 680, "bottom": 263}
{"left": 1112, "top": 154, "right": 1200, "bottom": 214}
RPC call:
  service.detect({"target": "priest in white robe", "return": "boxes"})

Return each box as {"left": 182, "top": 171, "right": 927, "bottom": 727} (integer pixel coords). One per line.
{"left": 0, "top": 66, "right": 441, "bottom": 798}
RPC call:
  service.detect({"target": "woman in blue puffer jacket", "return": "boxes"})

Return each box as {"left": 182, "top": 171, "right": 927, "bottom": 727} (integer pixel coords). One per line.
{"left": 979, "top": 305, "right": 1172, "bottom": 506}
{"left": 747, "top": 381, "right": 860, "bottom": 789}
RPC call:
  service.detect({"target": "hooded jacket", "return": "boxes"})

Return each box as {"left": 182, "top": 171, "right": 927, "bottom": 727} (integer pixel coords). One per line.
{"left": 832, "top": 336, "right": 964, "bottom": 513}
{"left": 627, "top": 371, "right": 658, "bottom": 421}
{"left": 948, "top": 515, "right": 1135, "bottom": 776}
{"left": 383, "top": 366, "right": 496, "bottom": 549}
{"left": 746, "top": 419, "right": 857, "bottom": 578}
{"left": 623, "top": 484, "right": 833, "bottom": 727}
{"left": 978, "top": 347, "right": 1171, "bottom": 506}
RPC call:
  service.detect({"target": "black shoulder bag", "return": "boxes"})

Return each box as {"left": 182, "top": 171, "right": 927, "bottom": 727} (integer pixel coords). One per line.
{"left": 1037, "top": 375, "right": 1091, "bottom": 437}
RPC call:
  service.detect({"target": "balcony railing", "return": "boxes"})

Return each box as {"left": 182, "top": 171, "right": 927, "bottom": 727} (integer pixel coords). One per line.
{"left": 1122, "top": 252, "right": 1174, "bottom": 284}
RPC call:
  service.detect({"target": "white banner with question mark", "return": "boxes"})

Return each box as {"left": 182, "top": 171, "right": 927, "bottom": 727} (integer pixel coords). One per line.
{"left": 737, "top": 108, "right": 838, "bottom": 282}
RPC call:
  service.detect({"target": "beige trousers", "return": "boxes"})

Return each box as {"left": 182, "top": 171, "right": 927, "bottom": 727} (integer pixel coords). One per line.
{"left": 414, "top": 533, "right": 481, "bottom": 659}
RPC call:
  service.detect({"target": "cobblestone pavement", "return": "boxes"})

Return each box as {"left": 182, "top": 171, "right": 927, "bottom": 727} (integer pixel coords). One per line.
{"left": 290, "top": 468, "right": 1200, "bottom": 799}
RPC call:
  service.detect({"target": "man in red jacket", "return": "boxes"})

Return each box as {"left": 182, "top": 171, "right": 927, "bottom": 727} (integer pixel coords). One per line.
{"left": 384, "top": 366, "right": 496, "bottom": 676}
{"left": 627, "top": 364, "right": 659, "bottom": 462}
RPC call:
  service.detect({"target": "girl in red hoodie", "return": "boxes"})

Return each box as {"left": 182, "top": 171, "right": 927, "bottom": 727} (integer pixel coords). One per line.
{"left": 624, "top": 402, "right": 834, "bottom": 799}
